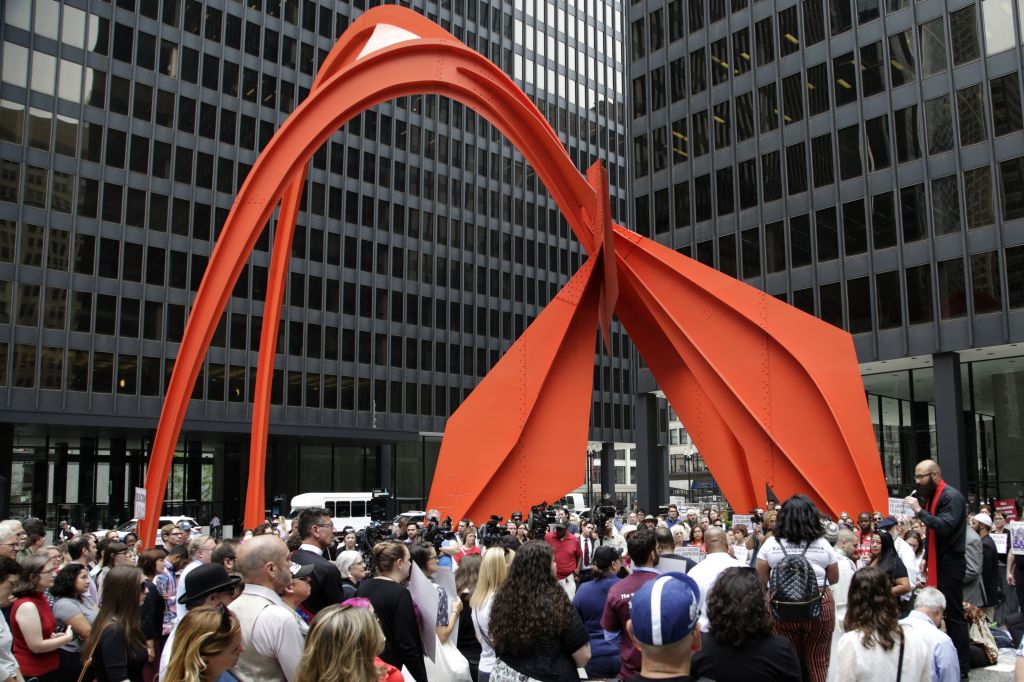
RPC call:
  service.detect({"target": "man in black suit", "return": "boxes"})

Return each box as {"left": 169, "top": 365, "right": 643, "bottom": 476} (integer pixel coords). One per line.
{"left": 290, "top": 507, "right": 345, "bottom": 616}
{"left": 905, "top": 459, "right": 969, "bottom": 678}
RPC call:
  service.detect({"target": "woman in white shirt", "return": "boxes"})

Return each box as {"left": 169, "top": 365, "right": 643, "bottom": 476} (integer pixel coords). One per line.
{"left": 470, "top": 548, "right": 512, "bottom": 682}
{"left": 830, "top": 566, "right": 930, "bottom": 682}
{"left": 756, "top": 494, "right": 839, "bottom": 682}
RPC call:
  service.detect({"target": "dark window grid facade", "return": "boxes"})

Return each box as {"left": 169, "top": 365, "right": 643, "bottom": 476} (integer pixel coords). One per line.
{"left": 628, "top": 0, "right": 1024, "bottom": 361}
{"left": 0, "top": 0, "right": 634, "bottom": 440}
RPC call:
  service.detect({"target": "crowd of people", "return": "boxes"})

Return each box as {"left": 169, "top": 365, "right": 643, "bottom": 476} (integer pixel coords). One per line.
{"left": 0, "top": 457, "right": 1021, "bottom": 681}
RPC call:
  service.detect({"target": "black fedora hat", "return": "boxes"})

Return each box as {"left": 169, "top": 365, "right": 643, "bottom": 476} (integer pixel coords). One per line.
{"left": 178, "top": 563, "right": 241, "bottom": 604}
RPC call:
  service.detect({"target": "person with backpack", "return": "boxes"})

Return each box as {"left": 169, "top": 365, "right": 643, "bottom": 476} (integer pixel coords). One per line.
{"left": 756, "top": 494, "right": 840, "bottom": 682}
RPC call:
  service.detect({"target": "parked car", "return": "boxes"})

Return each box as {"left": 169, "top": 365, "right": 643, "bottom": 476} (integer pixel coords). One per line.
{"left": 94, "top": 516, "right": 201, "bottom": 545}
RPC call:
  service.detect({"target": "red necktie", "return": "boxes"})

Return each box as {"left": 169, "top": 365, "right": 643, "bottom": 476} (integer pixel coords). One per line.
{"left": 584, "top": 538, "right": 591, "bottom": 566}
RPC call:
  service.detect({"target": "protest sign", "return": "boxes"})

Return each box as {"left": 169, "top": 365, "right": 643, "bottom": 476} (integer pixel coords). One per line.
{"left": 408, "top": 563, "right": 438, "bottom": 660}
{"left": 995, "top": 499, "right": 1019, "bottom": 522}
{"left": 993, "top": 533, "right": 1008, "bottom": 555}
{"left": 1009, "top": 522, "right": 1024, "bottom": 556}
{"left": 888, "top": 497, "right": 909, "bottom": 518}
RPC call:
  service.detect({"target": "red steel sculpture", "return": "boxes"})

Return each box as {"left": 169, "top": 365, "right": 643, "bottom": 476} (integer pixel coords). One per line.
{"left": 139, "top": 6, "right": 887, "bottom": 544}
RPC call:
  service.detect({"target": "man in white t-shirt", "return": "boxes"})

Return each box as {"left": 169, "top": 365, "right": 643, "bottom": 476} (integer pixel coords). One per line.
{"left": 687, "top": 527, "right": 744, "bottom": 632}
{"left": 830, "top": 528, "right": 858, "bottom": 656}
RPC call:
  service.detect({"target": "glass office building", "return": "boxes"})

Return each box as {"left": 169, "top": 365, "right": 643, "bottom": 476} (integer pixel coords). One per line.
{"left": 629, "top": 0, "right": 1024, "bottom": 505}
{"left": 0, "top": 0, "right": 629, "bottom": 530}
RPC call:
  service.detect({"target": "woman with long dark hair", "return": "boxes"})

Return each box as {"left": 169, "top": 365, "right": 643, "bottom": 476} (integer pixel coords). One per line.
{"left": 12, "top": 553, "right": 74, "bottom": 681}
{"left": 80, "top": 566, "right": 149, "bottom": 682}
{"left": 94, "top": 541, "right": 132, "bottom": 596}
{"left": 488, "top": 541, "right": 589, "bottom": 681}
{"left": 454, "top": 554, "right": 483, "bottom": 680}
{"left": 50, "top": 562, "right": 97, "bottom": 681}
{"left": 755, "top": 494, "right": 839, "bottom": 682}
{"left": 833, "top": 567, "right": 930, "bottom": 681}
{"left": 868, "top": 532, "right": 911, "bottom": 598}
{"left": 138, "top": 548, "right": 167, "bottom": 682}
{"left": 691, "top": 567, "right": 800, "bottom": 681}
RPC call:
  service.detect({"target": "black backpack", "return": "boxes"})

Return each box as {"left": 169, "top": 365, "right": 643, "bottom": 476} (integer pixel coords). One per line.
{"left": 768, "top": 541, "right": 823, "bottom": 622}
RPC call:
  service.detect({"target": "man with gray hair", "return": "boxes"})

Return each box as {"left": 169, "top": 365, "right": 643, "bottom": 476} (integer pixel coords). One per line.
{"left": 0, "top": 528, "right": 19, "bottom": 560}
{"left": 900, "top": 587, "right": 959, "bottom": 682}
{"left": 229, "top": 535, "right": 305, "bottom": 682}
{"left": 0, "top": 520, "right": 25, "bottom": 552}
{"left": 174, "top": 534, "right": 217, "bottom": 623}
{"left": 830, "top": 528, "right": 858, "bottom": 656}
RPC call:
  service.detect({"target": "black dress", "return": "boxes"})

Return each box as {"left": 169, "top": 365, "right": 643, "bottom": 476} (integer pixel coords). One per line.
{"left": 455, "top": 592, "right": 482, "bottom": 679}
{"left": 87, "top": 623, "right": 147, "bottom": 682}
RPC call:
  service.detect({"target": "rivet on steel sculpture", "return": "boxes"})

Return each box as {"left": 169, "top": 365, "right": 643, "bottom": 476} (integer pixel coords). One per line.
{"left": 139, "top": 6, "right": 887, "bottom": 543}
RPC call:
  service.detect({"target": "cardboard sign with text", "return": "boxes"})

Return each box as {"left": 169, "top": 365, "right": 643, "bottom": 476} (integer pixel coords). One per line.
{"left": 995, "top": 499, "right": 1019, "bottom": 522}
{"left": 1009, "top": 522, "right": 1024, "bottom": 556}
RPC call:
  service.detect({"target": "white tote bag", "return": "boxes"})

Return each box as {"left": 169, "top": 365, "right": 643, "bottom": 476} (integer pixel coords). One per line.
{"left": 423, "top": 634, "right": 473, "bottom": 681}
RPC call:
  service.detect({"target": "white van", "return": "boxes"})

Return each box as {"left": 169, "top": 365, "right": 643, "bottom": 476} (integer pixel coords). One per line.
{"left": 289, "top": 492, "right": 374, "bottom": 533}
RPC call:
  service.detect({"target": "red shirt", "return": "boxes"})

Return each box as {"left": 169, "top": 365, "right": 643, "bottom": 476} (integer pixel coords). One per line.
{"left": 600, "top": 568, "right": 660, "bottom": 678}
{"left": 855, "top": 528, "right": 873, "bottom": 564}
{"left": 544, "top": 531, "right": 582, "bottom": 580}
{"left": 12, "top": 592, "right": 59, "bottom": 676}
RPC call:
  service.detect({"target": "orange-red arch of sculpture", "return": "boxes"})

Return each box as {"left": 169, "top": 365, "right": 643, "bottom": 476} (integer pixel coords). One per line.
{"left": 139, "top": 6, "right": 887, "bottom": 546}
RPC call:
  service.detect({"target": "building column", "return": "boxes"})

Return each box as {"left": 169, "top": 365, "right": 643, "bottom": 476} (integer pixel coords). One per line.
{"left": 0, "top": 425, "right": 11, "bottom": 520}
{"left": 186, "top": 440, "right": 203, "bottom": 518}
{"left": 600, "top": 441, "right": 616, "bottom": 504}
{"left": 78, "top": 438, "right": 97, "bottom": 531}
{"left": 52, "top": 443, "right": 68, "bottom": 516}
{"left": 109, "top": 438, "right": 126, "bottom": 524}
{"left": 378, "top": 444, "right": 395, "bottom": 519}
{"left": 635, "top": 394, "right": 669, "bottom": 513}
{"left": 933, "top": 352, "right": 968, "bottom": 493}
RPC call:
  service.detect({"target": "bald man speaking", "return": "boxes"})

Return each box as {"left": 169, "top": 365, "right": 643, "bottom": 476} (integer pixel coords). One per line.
{"left": 904, "top": 459, "right": 969, "bottom": 679}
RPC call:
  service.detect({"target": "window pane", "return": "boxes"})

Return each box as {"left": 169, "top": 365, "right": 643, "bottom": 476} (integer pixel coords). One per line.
{"left": 833, "top": 52, "right": 857, "bottom": 106}
{"left": 919, "top": 18, "right": 947, "bottom": 77}
{"left": 762, "top": 150, "right": 782, "bottom": 201}
{"left": 889, "top": 30, "right": 916, "bottom": 86}
{"left": 779, "top": 6, "right": 800, "bottom": 56}
{"left": 900, "top": 183, "right": 927, "bottom": 243}
{"left": 1007, "top": 245, "right": 1024, "bottom": 308}
{"left": 736, "top": 92, "right": 754, "bottom": 141}
{"left": 790, "top": 214, "right": 812, "bottom": 267}
{"left": 837, "top": 124, "right": 862, "bottom": 179}
{"left": 741, "top": 227, "right": 761, "bottom": 278}
{"left": 931, "top": 175, "right": 961, "bottom": 236}
{"left": 672, "top": 118, "right": 688, "bottom": 163}
{"left": 950, "top": 6, "right": 980, "bottom": 65}
{"left": 858, "top": 0, "right": 879, "bottom": 24}
{"left": 816, "top": 207, "right": 839, "bottom": 261}
{"left": 738, "top": 159, "right": 758, "bottom": 209}
{"left": 812, "top": 133, "right": 834, "bottom": 187}
{"left": 755, "top": 18, "right": 774, "bottom": 65}
{"left": 937, "top": 257, "right": 967, "bottom": 319}
{"left": 732, "top": 28, "right": 751, "bottom": 75}
{"left": 924, "top": 95, "right": 953, "bottom": 155}
{"left": 786, "top": 143, "right": 807, "bottom": 195}
{"left": 782, "top": 74, "right": 804, "bottom": 125}
{"left": 847, "top": 277, "right": 872, "bottom": 333}
{"left": 843, "top": 199, "right": 867, "bottom": 255}
{"left": 711, "top": 38, "right": 729, "bottom": 85}
{"left": 971, "top": 251, "right": 1002, "bottom": 313}
{"left": 990, "top": 73, "right": 1023, "bottom": 136}
{"left": 906, "top": 264, "right": 934, "bottom": 324}
{"left": 765, "top": 221, "right": 786, "bottom": 273}
{"left": 998, "top": 156, "right": 1024, "bottom": 221}
{"left": 865, "top": 115, "right": 891, "bottom": 172}
{"left": 964, "top": 166, "right": 995, "bottom": 229}
{"left": 876, "top": 271, "right": 902, "bottom": 329}
{"left": 872, "top": 191, "right": 897, "bottom": 249}
{"left": 860, "top": 42, "right": 885, "bottom": 97}
{"left": 807, "top": 63, "right": 830, "bottom": 116}
{"left": 804, "top": 0, "right": 826, "bottom": 45}
{"left": 713, "top": 102, "right": 730, "bottom": 148}
{"left": 692, "top": 110, "right": 709, "bottom": 156}
{"left": 759, "top": 83, "right": 778, "bottom": 133}
{"left": 894, "top": 105, "right": 921, "bottom": 163}
{"left": 982, "top": 0, "right": 1015, "bottom": 55}
{"left": 829, "top": 0, "right": 853, "bottom": 35}
{"left": 956, "top": 84, "right": 987, "bottom": 146}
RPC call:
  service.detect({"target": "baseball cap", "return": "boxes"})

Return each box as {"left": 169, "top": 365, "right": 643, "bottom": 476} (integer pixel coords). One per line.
{"left": 593, "top": 545, "right": 620, "bottom": 569}
{"left": 290, "top": 562, "right": 314, "bottom": 578}
{"left": 875, "top": 516, "right": 899, "bottom": 530}
{"left": 974, "top": 513, "right": 993, "bottom": 528}
{"left": 630, "top": 573, "right": 700, "bottom": 646}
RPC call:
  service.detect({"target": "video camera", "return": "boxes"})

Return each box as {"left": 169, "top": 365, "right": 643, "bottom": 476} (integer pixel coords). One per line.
{"left": 420, "top": 514, "right": 456, "bottom": 553}
{"left": 593, "top": 498, "right": 618, "bottom": 529}
{"left": 481, "top": 514, "right": 510, "bottom": 547}
{"left": 527, "top": 502, "right": 554, "bottom": 540}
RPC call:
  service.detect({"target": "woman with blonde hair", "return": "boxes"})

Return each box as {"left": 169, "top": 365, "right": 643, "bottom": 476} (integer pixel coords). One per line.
{"left": 294, "top": 604, "right": 399, "bottom": 682}
{"left": 471, "top": 548, "right": 513, "bottom": 682}
{"left": 162, "top": 606, "right": 243, "bottom": 682}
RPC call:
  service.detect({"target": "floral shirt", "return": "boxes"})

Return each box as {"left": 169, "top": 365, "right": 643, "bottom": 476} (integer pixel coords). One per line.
{"left": 153, "top": 561, "right": 178, "bottom": 636}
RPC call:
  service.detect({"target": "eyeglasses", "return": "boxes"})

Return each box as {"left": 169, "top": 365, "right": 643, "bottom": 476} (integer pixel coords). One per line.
{"left": 0, "top": 543, "right": 18, "bottom": 548}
